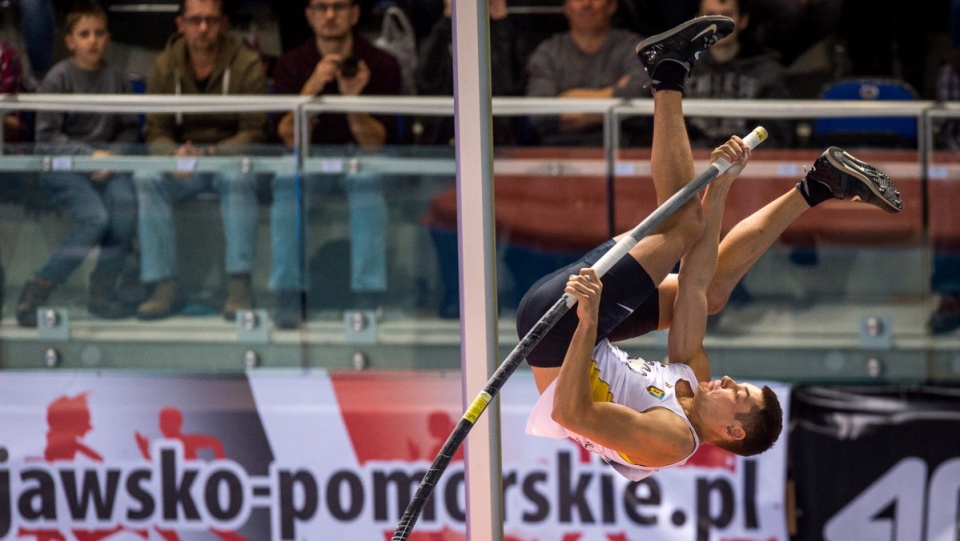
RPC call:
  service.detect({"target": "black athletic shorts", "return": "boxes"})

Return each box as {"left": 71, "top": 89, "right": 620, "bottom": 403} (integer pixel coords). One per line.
{"left": 516, "top": 239, "right": 660, "bottom": 368}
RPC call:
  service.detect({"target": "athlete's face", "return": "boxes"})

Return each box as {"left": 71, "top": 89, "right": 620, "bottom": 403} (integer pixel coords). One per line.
{"left": 697, "top": 376, "right": 764, "bottom": 439}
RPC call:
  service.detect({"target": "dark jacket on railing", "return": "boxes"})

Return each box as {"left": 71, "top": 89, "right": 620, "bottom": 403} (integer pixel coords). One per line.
{"left": 272, "top": 33, "right": 401, "bottom": 147}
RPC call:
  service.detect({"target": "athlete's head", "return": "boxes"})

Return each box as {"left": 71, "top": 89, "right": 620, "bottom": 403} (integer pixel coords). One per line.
{"left": 696, "top": 376, "right": 783, "bottom": 456}
{"left": 730, "top": 384, "right": 782, "bottom": 455}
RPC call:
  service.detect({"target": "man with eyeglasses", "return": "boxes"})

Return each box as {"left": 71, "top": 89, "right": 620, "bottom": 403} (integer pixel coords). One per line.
{"left": 268, "top": 0, "right": 402, "bottom": 328}
{"left": 134, "top": 0, "right": 267, "bottom": 321}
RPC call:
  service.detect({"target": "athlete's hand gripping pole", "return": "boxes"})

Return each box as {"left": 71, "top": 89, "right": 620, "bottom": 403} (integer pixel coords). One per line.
{"left": 391, "top": 127, "right": 768, "bottom": 541}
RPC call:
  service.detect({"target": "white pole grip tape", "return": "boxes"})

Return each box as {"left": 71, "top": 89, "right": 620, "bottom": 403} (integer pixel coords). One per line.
{"left": 712, "top": 126, "right": 768, "bottom": 172}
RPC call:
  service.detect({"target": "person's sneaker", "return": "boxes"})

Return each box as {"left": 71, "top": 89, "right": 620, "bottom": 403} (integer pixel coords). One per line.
{"left": 635, "top": 15, "right": 735, "bottom": 76}
{"left": 802, "top": 147, "right": 903, "bottom": 212}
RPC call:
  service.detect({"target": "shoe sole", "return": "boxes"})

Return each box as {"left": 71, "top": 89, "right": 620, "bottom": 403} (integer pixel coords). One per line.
{"left": 634, "top": 15, "right": 735, "bottom": 56}
{"left": 823, "top": 147, "right": 903, "bottom": 213}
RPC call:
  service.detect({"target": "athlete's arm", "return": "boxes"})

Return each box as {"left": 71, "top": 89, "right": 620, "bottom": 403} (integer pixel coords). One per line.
{"left": 550, "top": 269, "right": 697, "bottom": 466}
{"left": 668, "top": 137, "right": 750, "bottom": 382}
{"left": 550, "top": 268, "right": 603, "bottom": 431}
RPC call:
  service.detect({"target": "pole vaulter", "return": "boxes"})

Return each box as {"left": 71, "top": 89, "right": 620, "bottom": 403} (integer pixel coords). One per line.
{"left": 392, "top": 125, "right": 769, "bottom": 541}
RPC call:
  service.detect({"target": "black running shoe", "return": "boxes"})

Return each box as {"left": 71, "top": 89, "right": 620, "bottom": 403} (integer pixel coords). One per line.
{"left": 801, "top": 147, "right": 903, "bottom": 213}
{"left": 635, "top": 15, "right": 735, "bottom": 76}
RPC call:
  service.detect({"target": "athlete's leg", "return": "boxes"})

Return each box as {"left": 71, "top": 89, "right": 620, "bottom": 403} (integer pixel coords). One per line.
{"left": 646, "top": 147, "right": 904, "bottom": 331}
{"left": 621, "top": 17, "right": 736, "bottom": 286}
{"left": 521, "top": 17, "right": 737, "bottom": 392}
{"left": 707, "top": 146, "right": 902, "bottom": 313}
{"left": 706, "top": 189, "right": 810, "bottom": 313}
{"left": 620, "top": 89, "right": 704, "bottom": 286}
{"left": 522, "top": 90, "right": 703, "bottom": 392}
{"left": 645, "top": 188, "right": 809, "bottom": 329}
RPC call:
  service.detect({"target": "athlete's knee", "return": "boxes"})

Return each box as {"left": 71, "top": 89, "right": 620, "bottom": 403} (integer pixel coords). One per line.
{"left": 706, "top": 289, "right": 729, "bottom": 315}
{"left": 706, "top": 280, "right": 737, "bottom": 315}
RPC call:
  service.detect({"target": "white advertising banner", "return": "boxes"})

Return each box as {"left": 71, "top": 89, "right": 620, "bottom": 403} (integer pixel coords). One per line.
{"left": 0, "top": 370, "right": 790, "bottom": 541}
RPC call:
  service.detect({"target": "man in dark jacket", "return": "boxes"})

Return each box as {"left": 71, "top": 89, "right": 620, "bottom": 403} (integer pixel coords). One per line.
{"left": 684, "top": 0, "right": 794, "bottom": 148}
{"left": 134, "top": 0, "right": 267, "bottom": 321}
{"left": 269, "top": 0, "right": 401, "bottom": 328}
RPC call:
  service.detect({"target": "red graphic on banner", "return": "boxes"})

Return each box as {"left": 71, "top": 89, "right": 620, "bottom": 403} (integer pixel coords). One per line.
{"left": 18, "top": 393, "right": 143, "bottom": 541}
{"left": 331, "top": 372, "right": 466, "bottom": 464}
{"left": 332, "top": 372, "right": 468, "bottom": 540}
{"left": 135, "top": 406, "right": 249, "bottom": 541}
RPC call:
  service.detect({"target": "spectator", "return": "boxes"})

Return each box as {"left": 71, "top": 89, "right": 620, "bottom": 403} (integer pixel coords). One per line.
{"left": 415, "top": 0, "right": 527, "bottom": 146}
{"left": 684, "top": 0, "right": 793, "bottom": 148}
{"left": 14, "top": 2, "right": 140, "bottom": 327}
{"left": 134, "top": 0, "right": 267, "bottom": 320}
{"left": 0, "top": 39, "right": 27, "bottom": 144}
{"left": 526, "top": 0, "right": 649, "bottom": 146}
{"left": 269, "top": 0, "right": 401, "bottom": 329}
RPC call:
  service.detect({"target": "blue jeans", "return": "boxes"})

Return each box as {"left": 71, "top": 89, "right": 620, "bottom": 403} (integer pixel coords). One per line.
{"left": 269, "top": 171, "right": 387, "bottom": 292}
{"left": 35, "top": 172, "right": 136, "bottom": 285}
{"left": 134, "top": 171, "right": 258, "bottom": 283}
{"left": 10, "top": 0, "right": 54, "bottom": 77}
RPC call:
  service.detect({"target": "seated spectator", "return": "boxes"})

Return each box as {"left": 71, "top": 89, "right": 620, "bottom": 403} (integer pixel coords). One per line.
{"left": 14, "top": 2, "right": 140, "bottom": 327}
{"left": 415, "top": 0, "right": 527, "bottom": 146}
{"left": 133, "top": 0, "right": 267, "bottom": 321}
{"left": 269, "top": 0, "right": 401, "bottom": 329}
{"left": 0, "top": 39, "right": 28, "bottom": 143}
{"left": 526, "top": 0, "right": 649, "bottom": 146}
{"left": 684, "top": 0, "right": 793, "bottom": 148}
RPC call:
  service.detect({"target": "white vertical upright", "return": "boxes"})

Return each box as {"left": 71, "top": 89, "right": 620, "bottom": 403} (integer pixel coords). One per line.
{"left": 451, "top": 1, "right": 503, "bottom": 540}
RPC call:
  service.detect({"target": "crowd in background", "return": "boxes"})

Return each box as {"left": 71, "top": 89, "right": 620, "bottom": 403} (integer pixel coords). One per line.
{"left": 0, "top": 0, "right": 959, "bottom": 334}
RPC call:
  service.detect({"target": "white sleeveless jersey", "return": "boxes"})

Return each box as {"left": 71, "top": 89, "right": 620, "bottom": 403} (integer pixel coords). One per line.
{"left": 526, "top": 338, "right": 701, "bottom": 481}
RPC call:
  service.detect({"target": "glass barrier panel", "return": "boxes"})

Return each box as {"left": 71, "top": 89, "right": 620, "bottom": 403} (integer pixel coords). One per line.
{"left": 0, "top": 98, "right": 952, "bottom": 384}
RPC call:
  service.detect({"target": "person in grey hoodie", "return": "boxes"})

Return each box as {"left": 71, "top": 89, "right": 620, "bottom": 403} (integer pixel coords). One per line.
{"left": 525, "top": 0, "right": 649, "bottom": 146}
{"left": 15, "top": 2, "right": 140, "bottom": 327}
{"left": 134, "top": 0, "right": 267, "bottom": 321}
